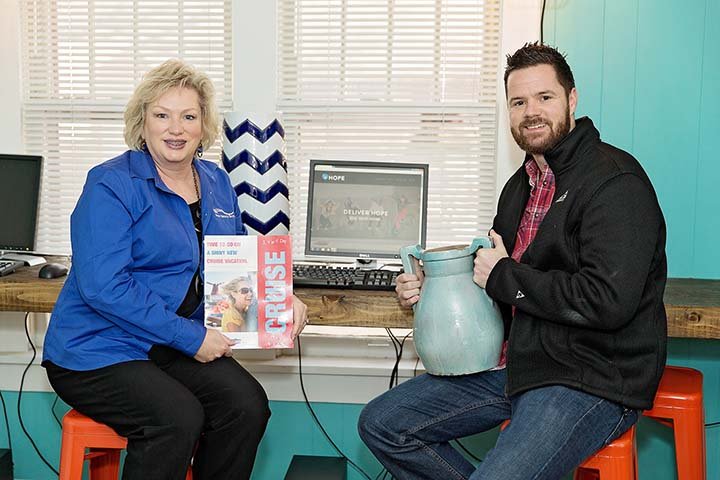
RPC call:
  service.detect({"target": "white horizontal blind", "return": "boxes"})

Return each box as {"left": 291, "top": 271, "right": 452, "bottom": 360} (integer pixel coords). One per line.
{"left": 278, "top": 0, "right": 501, "bottom": 255}
{"left": 20, "top": 0, "right": 232, "bottom": 254}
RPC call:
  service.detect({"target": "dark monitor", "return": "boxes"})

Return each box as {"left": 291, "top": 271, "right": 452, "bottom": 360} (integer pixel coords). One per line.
{"left": 0, "top": 154, "right": 42, "bottom": 252}
{"left": 305, "top": 160, "right": 428, "bottom": 261}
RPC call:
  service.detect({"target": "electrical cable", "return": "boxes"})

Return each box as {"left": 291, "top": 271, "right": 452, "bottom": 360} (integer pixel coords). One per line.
{"left": 540, "top": 0, "right": 547, "bottom": 44}
{"left": 51, "top": 395, "right": 62, "bottom": 428}
{"left": 706, "top": 421, "right": 720, "bottom": 428}
{"left": 385, "top": 329, "right": 412, "bottom": 389}
{"left": 0, "top": 390, "right": 12, "bottom": 452}
{"left": 296, "top": 336, "right": 372, "bottom": 480}
{"left": 18, "top": 312, "right": 59, "bottom": 475}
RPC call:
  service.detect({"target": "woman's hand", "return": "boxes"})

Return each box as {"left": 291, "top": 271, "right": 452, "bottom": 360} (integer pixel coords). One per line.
{"left": 194, "top": 328, "right": 236, "bottom": 362}
{"left": 291, "top": 294, "right": 309, "bottom": 339}
{"left": 395, "top": 270, "right": 424, "bottom": 308}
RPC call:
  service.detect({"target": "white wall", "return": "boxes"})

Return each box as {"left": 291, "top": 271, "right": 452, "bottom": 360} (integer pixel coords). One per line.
{"left": 0, "top": 0, "right": 23, "bottom": 154}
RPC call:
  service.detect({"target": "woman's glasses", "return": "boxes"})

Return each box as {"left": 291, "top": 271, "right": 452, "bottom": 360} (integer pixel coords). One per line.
{"left": 238, "top": 287, "right": 252, "bottom": 294}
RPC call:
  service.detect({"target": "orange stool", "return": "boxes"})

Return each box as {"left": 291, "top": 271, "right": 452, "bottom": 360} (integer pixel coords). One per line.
{"left": 573, "top": 425, "right": 637, "bottom": 480}
{"left": 498, "top": 420, "right": 637, "bottom": 480}
{"left": 59, "top": 409, "right": 193, "bottom": 480}
{"left": 643, "top": 365, "right": 705, "bottom": 480}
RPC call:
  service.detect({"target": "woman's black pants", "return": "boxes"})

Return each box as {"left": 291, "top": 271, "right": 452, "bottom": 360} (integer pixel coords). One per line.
{"left": 45, "top": 345, "right": 271, "bottom": 480}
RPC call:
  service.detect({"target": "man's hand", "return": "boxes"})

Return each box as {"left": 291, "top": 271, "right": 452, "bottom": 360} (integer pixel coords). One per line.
{"left": 395, "top": 266, "right": 424, "bottom": 308}
{"left": 290, "top": 294, "right": 309, "bottom": 340}
{"left": 473, "top": 230, "right": 509, "bottom": 288}
{"left": 194, "top": 328, "right": 236, "bottom": 363}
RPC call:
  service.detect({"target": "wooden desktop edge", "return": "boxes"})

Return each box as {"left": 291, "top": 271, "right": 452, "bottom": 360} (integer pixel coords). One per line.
{"left": 1, "top": 257, "right": 718, "bottom": 339}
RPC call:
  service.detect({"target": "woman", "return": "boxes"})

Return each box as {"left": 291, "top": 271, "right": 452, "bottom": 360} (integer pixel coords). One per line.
{"left": 220, "top": 276, "right": 257, "bottom": 332}
{"left": 42, "top": 59, "right": 308, "bottom": 480}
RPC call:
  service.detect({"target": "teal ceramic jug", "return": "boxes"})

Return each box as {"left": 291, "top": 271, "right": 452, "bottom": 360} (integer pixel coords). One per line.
{"left": 400, "top": 237, "right": 504, "bottom": 376}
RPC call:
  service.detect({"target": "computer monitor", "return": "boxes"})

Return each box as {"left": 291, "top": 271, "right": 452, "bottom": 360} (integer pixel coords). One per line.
{"left": 0, "top": 154, "right": 42, "bottom": 253}
{"left": 305, "top": 160, "right": 428, "bottom": 261}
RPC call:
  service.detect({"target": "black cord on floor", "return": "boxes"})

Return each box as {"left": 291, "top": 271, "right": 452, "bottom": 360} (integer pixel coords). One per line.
{"left": 385, "top": 328, "right": 412, "bottom": 390}
{"left": 18, "top": 312, "right": 59, "bottom": 475}
{"left": 0, "top": 390, "right": 12, "bottom": 452}
{"left": 296, "top": 336, "right": 372, "bottom": 480}
{"left": 706, "top": 421, "right": 720, "bottom": 428}
{"left": 540, "top": 0, "right": 547, "bottom": 44}
{"left": 51, "top": 395, "right": 62, "bottom": 428}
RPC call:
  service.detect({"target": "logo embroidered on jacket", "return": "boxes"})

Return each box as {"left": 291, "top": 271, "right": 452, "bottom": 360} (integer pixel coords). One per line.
{"left": 213, "top": 208, "right": 235, "bottom": 218}
{"left": 555, "top": 190, "right": 569, "bottom": 203}
{"left": 516, "top": 290, "right": 525, "bottom": 299}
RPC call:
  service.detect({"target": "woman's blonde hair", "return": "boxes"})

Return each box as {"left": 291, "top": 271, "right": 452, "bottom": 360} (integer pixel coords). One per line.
{"left": 123, "top": 59, "right": 219, "bottom": 151}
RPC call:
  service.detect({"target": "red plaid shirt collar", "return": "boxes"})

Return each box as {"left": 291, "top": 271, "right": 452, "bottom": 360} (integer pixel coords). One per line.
{"left": 495, "top": 157, "right": 555, "bottom": 370}
{"left": 511, "top": 157, "right": 556, "bottom": 262}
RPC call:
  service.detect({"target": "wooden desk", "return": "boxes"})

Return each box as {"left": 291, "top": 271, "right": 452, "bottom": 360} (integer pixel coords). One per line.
{"left": 1, "top": 258, "right": 718, "bottom": 339}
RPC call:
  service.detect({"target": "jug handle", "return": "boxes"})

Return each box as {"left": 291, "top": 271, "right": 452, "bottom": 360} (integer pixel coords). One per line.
{"left": 469, "top": 236, "right": 494, "bottom": 254}
{"left": 399, "top": 244, "right": 423, "bottom": 312}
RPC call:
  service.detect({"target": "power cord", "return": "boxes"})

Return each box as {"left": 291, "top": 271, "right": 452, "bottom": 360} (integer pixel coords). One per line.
{"left": 540, "top": 0, "right": 547, "bottom": 44}
{"left": 296, "top": 336, "right": 372, "bottom": 480}
{"left": 384, "top": 328, "right": 412, "bottom": 389}
{"left": 18, "top": 312, "right": 59, "bottom": 475}
{"left": 0, "top": 390, "right": 12, "bottom": 452}
{"left": 51, "top": 395, "right": 63, "bottom": 428}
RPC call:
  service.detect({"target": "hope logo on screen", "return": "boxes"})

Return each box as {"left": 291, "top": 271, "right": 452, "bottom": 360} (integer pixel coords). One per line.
{"left": 321, "top": 173, "right": 345, "bottom": 182}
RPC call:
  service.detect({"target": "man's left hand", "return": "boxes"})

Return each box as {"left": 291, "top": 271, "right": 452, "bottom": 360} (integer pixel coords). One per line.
{"left": 473, "top": 230, "right": 509, "bottom": 288}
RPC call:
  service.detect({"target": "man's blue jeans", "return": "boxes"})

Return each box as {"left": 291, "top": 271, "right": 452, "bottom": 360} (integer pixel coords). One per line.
{"left": 358, "top": 369, "right": 637, "bottom": 480}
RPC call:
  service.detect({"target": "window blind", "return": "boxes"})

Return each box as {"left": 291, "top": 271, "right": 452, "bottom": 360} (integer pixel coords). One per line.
{"left": 20, "top": 0, "right": 232, "bottom": 254}
{"left": 278, "top": 0, "right": 501, "bottom": 255}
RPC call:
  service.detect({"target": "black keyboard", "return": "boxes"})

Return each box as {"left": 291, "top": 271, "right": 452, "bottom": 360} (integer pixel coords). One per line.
{"left": 0, "top": 260, "right": 23, "bottom": 277}
{"left": 293, "top": 264, "right": 400, "bottom": 291}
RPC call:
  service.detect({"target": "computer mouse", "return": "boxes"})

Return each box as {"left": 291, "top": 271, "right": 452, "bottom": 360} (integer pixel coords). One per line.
{"left": 38, "top": 263, "right": 69, "bottom": 279}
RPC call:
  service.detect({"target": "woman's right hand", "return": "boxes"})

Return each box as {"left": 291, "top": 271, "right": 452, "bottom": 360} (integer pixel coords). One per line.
{"left": 194, "top": 328, "right": 236, "bottom": 363}
{"left": 395, "top": 271, "right": 424, "bottom": 308}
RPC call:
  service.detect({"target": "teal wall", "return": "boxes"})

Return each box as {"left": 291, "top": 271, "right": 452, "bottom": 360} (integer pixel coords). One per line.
{"left": 1, "top": 340, "right": 719, "bottom": 479}
{"left": 544, "top": 0, "right": 720, "bottom": 279}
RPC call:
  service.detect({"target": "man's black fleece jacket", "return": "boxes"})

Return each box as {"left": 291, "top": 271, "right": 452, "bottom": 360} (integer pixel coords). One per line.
{"left": 486, "top": 117, "right": 667, "bottom": 410}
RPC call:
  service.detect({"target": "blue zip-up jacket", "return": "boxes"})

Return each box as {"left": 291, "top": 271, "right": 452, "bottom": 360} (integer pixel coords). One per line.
{"left": 43, "top": 150, "right": 247, "bottom": 370}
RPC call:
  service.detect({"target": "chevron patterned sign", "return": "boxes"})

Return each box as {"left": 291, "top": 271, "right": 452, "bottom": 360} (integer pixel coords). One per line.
{"left": 222, "top": 112, "right": 290, "bottom": 235}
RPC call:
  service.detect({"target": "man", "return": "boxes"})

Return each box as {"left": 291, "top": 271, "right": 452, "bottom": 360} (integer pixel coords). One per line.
{"left": 358, "top": 42, "right": 667, "bottom": 480}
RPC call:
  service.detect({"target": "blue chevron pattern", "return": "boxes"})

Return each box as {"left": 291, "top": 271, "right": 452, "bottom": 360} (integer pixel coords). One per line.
{"left": 241, "top": 210, "right": 290, "bottom": 235}
{"left": 234, "top": 181, "right": 289, "bottom": 202}
{"left": 223, "top": 119, "right": 285, "bottom": 143}
{"left": 222, "top": 150, "right": 287, "bottom": 175}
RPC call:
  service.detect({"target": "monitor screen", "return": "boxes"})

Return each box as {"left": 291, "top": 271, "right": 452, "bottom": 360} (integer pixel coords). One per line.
{"left": 305, "top": 160, "right": 428, "bottom": 260}
{"left": 0, "top": 154, "right": 42, "bottom": 252}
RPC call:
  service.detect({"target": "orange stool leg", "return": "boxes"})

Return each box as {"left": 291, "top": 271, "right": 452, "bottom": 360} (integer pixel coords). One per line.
{"left": 87, "top": 448, "right": 122, "bottom": 480}
{"left": 58, "top": 432, "right": 89, "bottom": 480}
{"left": 671, "top": 408, "right": 705, "bottom": 480}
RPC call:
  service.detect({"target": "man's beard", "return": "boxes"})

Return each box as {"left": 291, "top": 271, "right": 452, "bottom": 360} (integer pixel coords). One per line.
{"left": 511, "top": 107, "right": 571, "bottom": 155}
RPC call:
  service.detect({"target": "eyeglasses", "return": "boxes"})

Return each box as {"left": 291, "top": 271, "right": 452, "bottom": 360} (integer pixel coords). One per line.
{"left": 238, "top": 287, "right": 252, "bottom": 294}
